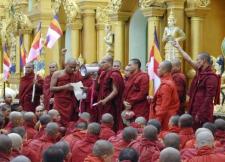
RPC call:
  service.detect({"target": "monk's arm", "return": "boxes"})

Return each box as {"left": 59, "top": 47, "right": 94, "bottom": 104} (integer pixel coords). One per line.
{"left": 50, "top": 72, "right": 70, "bottom": 92}
{"left": 102, "top": 82, "right": 118, "bottom": 103}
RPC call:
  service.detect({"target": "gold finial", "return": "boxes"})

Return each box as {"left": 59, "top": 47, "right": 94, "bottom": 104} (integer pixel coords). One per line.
{"left": 78, "top": 54, "right": 84, "bottom": 65}
{"left": 168, "top": 9, "right": 175, "bottom": 20}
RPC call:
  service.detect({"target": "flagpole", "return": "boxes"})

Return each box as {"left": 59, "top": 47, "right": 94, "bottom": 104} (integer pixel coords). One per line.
{"left": 3, "top": 81, "right": 5, "bottom": 98}
{"left": 31, "top": 73, "right": 37, "bottom": 103}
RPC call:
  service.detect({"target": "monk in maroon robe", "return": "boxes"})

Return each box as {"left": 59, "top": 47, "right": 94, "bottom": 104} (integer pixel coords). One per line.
{"left": 50, "top": 59, "right": 82, "bottom": 126}
{"left": 19, "top": 63, "right": 43, "bottom": 112}
{"left": 171, "top": 59, "right": 187, "bottom": 115}
{"left": 43, "top": 62, "right": 58, "bottom": 110}
{"left": 0, "top": 135, "right": 12, "bottom": 162}
{"left": 214, "top": 119, "right": 225, "bottom": 146}
{"left": 23, "top": 112, "right": 37, "bottom": 140}
{"left": 173, "top": 41, "right": 220, "bottom": 129}
{"left": 123, "top": 59, "right": 149, "bottom": 120}
{"left": 99, "top": 113, "right": 115, "bottom": 140}
{"left": 95, "top": 55, "right": 124, "bottom": 131}
{"left": 150, "top": 61, "right": 179, "bottom": 131}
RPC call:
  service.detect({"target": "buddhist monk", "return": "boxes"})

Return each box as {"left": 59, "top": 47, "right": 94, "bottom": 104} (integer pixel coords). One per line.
{"left": 99, "top": 113, "right": 115, "bottom": 140}
{"left": 214, "top": 119, "right": 225, "bottom": 146}
{"left": 19, "top": 62, "right": 44, "bottom": 112}
{"left": 95, "top": 55, "right": 124, "bottom": 131}
{"left": 84, "top": 140, "right": 114, "bottom": 162}
{"left": 178, "top": 114, "right": 194, "bottom": 149}
{"left": 123, "top": 58, "right": 149, "bottom": 119}
{"left": 34, "top": 114, "right": 52, "bottom": 139}
{"left": 27, "top": 122, "right": 59, "bottom": 162}
{"left": 129, "top": 125, "right": 162, "bottom": 162}
{"left": 10, "top": 155, "right": 31, "bottom": 162}
{"left": 5, "top": 112, "right": 23, "bottom": 133}
{"left": 71, "top": 122, "right": 101, "bottom": 162}
{"left": 48, "top": 109, "right": 61, "bottom": 124}
{"left": 171, "top": 59, "right": 186, "bottom": 115}
{"left": 0, "top": 113, "right": 6, "bottom": 134}
{"left": 130, "top": 116, "right": 146, "bottom": 134}
{"left": 0, "top": 134, "right": 12, "bottom": 162}
{"left": 160, "top": 147, "right": 181, "bottom": 162}
{"left": 23, "top": 112, "right": 37, "bottom": 140}
{"left": 163, "top": 133, "right": 180, "bottom": 150}
{"left": 150, "top": 61, "right": 180, "bottom": 130}
{"left": 160, "top": 115, "right": 180, "bottom": 138}
{"left": 0, "top": 104, "right": 10, "bottom": 127}
{"left": 113, "top": 60, "right": 122, "bottom": 71}
{"left": 50, "top": 58, "right": 82, "bottom": 126}
{"left": 173, "top": 41, "right": 220, "bottom": 129}
{"left": 54, "top": 141, "right": 70, "bottom": 162}
{"left": 43, "top": 146, "right": 64, "bottom": 162}
{"left": 3, "top": 94, "right": 13, "bottom": 111}
{"left": 186, "top": 131, "right": 225, "bottom": 162}
{"left": 147, "top": 119, "right": 161, "bottom": 135}
{"left": 8, "top": 133, "right": 23, "bottom": 157}
{"left": 43, "top": 62, "right": 58, "bottom": 111}
{"left": 118, "top": 148, "right": 139, "bottom": 162}
{"left": 110, "top": 127, "right": 137, "bottom": 161}
{"left": 35, "top": 105, "right": 45, "bottom": 120}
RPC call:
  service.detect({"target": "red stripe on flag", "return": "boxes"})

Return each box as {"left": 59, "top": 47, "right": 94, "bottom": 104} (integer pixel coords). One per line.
{"left": 50, "top": 22, "right": 63, "bottom": 35}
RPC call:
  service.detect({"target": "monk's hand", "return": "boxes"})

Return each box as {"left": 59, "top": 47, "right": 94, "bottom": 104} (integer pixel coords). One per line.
{"left": 147, "top": 96, "right": 153, "bottom": 103}
{"left": 65, "top": 83, "right": 74, "bottom": 91}
{"left": 33, "top": 79, "right": 38, "bottom": 85}
{"left": 123, "top": 101, "right": 132, "bottom": 110}
{"left": 172, "top": 41, "right": 181, "bottom": 50}
{"left": 81, "top": 87, "right": 88, "bottom": 93}
{"left": 49, "top": 98, "right": 54, "bottom": 104}
{"left": 97, "top": 99, "right": 107, "bottom": 106}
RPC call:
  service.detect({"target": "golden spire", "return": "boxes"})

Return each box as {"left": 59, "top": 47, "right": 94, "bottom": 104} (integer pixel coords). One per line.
{"left": 168, "top": 9, "right": 175, "bottom": 20}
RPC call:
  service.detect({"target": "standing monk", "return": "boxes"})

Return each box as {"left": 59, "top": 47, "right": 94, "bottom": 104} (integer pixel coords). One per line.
{"left": 95, "top": 55, "right": 124, "bottom": 131}
{"left": 150, "top": 61, "right": 179, "bottom": 130}
{"left": 19, "top": 63, "right": 43, "bottom": 112}
{"left": 171, "top": 59, "right": 187, "bottom": 115}
{"left": 123, "top": 59, "right": 149, "bottom": 120}
{"left": 43, "top": 62, "right": 58, "bottom": 111}
{"left": 173, "top": 41, "right": 220, "bottom": 129}
{"left": 50, "top": 59, "right": 82, "bottom": 126}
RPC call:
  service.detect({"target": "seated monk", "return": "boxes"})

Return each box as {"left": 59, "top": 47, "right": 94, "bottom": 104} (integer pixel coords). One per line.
{"left": 99, "top": 113, "right": 115, "bottom": 140}
{"left": 71, "top": 123, "right": 101, "bottom": 162}
{"left": 23, "top": 112, "right": 37, "bottom": 140}
{"left": 8, "top": 133, "right": 23, "bottom": 158}
{"left": 5, "top": 112, "right": 23, "bottom": 133}
{"left": 48, "top": 109, "right": 61, "bottom": 125}
{"left": 53, "top": 141, "right": 71, "bottom": 162}
{"left": 160, "top": 115, "right": 180, "bottom": 139}
{"left": 129, "top": 125, "right": 163, "bottom": 162}
{"left": 43, "top": 145, "right": 64, "bottom": 162}
{"left": 27, "top": 122, "right": 59, "bottom": 162}
{"left": 130, "top": 117, "right": 146, "bottom": 135}
{"left": 34, "top": 114, "right": 52, "bottom": 139}
{"left": 163, "top": 133, "right": 180, "bottom": 150}
{"left": 160, "top": 147, "right": 181, "bottom": 162}
{"left": 35, "top": 105, "right": 45, "bottom": 120}
{"left": 214, "top": 119, "right": 225, "bottom": 146}
{"left": 186, "top": 131, "right": 225, "bottom": 162}
{"left": 62, "top": 122, "right": 87, "bottom": 150}
{"left": 178, "top": 114, "right": 194, "bottom": 149}
{"left": 10, "top": 155, "right": 31, "bottom": 162}
{"left": 109, "top": 127, "right": 138, "bottom": 161}
{"left": 118, "top": 148, "right": 139, "bottom": 162}
{"left": 0, "top": 104, "right": 11, "bottom": 128}
{"left": 0, "top": 134, "right": 12, "bottom": 162}
{"left": 84, "top": 140, "right": 114, "bottom": 162}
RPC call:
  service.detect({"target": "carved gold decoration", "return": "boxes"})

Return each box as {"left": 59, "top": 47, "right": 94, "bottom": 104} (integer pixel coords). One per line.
{"left": 104, "top": 24, "right": 114, "bottom": 55}
{"left": 108, "top": 0, "right": 122, "bottom": 14}
{"left": 96, "top": 7, "right": 110, "bottom": 24}
{"left": 187, "top": 0, "right": 210, "bottom": 8}
{"left": 139, "top": 0, "right": 165, "bottom": 9}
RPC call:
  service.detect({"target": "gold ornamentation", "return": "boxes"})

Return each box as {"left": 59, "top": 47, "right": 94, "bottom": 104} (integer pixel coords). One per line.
{"left": 96, "top": 7, "right": 110, "bottom": 24}
{"left": 139, "top": 0, "right": 165, "bottom": 9}
{"left": 108, "top": 0, "right": 122, "bottom": 14}
{"left": 104, "top": 24, "right": 114, "bottom": 55}
{"left": 187, "top": 0, "right": 210, "bottom": 8}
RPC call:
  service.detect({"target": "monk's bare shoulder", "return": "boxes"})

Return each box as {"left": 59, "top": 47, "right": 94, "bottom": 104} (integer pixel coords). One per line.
{"left": 52, "top": 70, "right": 65, "bottom": 78}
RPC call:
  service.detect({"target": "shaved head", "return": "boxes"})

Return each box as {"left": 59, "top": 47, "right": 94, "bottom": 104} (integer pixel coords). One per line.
{"left": 39, "top": 114, "right": 52, "bottom": 125}
{"left": 9, "top": 111, "right": 23, "bottom": 126}
{"left": 11, "top": 155, "right": 31, "bottom": 162}
{"left": 198, "top": 52, "right": 211, "bottom": 64}
{"left": 49, "top": 62, "right": 58, "bottom": 74}
{"left": 203, "top": 122, "right": 216, "bottom": 135}
{"left": 48, "top": 109, "right": 60, "bottom": 122}
{"left": 195, "top": 128, "right": 212, "bottom": 137}
{"left": 100, "top": 55, "right": 113, "bottom": 70}
{"left": 24, "top": 112, "right": 36, "bottom": 123}
{"left": 75, "top": 122, "right": 88, "bottom": 130}
{"left": 0, "top": 134, "right": 12, "bottom": 153}
{"left": 158, "top": 61, "right": 172, "bottom": 77}
{"left": 54, "top": 141, "right": 70, "bottom": 158}
{"left": 160, "top": 147, "right": 181, "bottom": 162}
{"left": 102, "top": 55, "right": 113, "bottom": 65}
{"left": 196, "top": 131, "right": 214, "bottom": 148}
{"left": 93, "top": 140, "right": 114, "bottom": 157}
{"left": 169, "top": 115, "right": 179, "bottom": 127}
{"left": 79, "top": 112, "right": 91, "bottom": 122}
{"left": 25, "top": 63, "right": 34, "bottom": 74}
{"left": 65, "top": 58, "right": 77, "bottom": 74}
{"left": 11, "top": 127, "right": 26, "bottom": 139}
{"left": 135, "top": 117, "right": 146, "bottom": 126}
{"left": 101, "top": 113, "right": 114, "bottom": 124}
{"left": 163, "top": 133, "right": 180, "bottom": 150}
{"left": 147, "top": 119, "right": 161, "bottom": 133}
{"left": 87, "top": 122, "right": 101, "bottom": 135}
{"left": 122, "top": 127, "right": 138, "bottom": 142}
{"left": 172, "top": 59, "right": 181, "bottom": 68}
{"left": 45, "top": 122, "right": 59, "bottom": 137}
{"left": 143, "top": 125, "right": 158, "bottom": 141}
{"left": 113, "top": 60, "right": 121, "bottom": 70}
{"left": 8, "top": 133, "right": 23, "bottom": 150}
{"left": 179, "top": 114, "right": 193, "bottom": 128}
{"left": 214, "top": 118, "right": 225, "bottom": 130}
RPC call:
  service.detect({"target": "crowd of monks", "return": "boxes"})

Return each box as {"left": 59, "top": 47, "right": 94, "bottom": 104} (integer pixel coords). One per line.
{"left": 0, "top": 41, "right": 224, "bottom": 162}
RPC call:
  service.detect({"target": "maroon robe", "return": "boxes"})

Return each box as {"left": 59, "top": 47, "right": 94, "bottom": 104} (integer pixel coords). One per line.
{"left": 97, "top": 69, "right": 124, "bottom": 131}
{"left": 43, "top": 74, "right": 53, "bottom": 110}
{"left": 22, "top": 140, "right": 39, "bottom": 162}
{"left": 0, "top": 152, "right": 12, "bottom": 162}
{"left": 123, "top": 71, "right": 149, "bottom": 120}
{"left": 24, "top": 122, "right": 37, "bottom": 140}
{"left": 71, "top": 134, "right": 99, "bottom": 162}
{"left": 188, "top": 67, "right": 219, "bottom": 128}
{"left": 179, "top": 127, "right": 195, "bottom": 149}
{"left": 159, "top": 126, "right": 180, "bottom": 139}
{"left": 172, "top": 71, "right": 187, "bottom": 115}
{"left": 11, "top": 149, "right": 20, "bottom": 158}
{"left": 53, "top": 71, "right": 82, "bottom": 126}
{"left": 215, "top": 130, "right": 225, "bottom": 146}
{"left": 33, "top": 125, "right": 46, "bottom": 139}
{"left": 99, "top": 123, "right": 115, "bottom": 140}
{"left": 19, "top": 72, "right": 43, "bottom": 112}
{"left": 84, "top": 154, "right": 104, "bottom": 162}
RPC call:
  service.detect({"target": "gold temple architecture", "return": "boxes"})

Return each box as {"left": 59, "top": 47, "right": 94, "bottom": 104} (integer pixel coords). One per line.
{"left": 0, "top": 0, "right": 225, "bottom": 97}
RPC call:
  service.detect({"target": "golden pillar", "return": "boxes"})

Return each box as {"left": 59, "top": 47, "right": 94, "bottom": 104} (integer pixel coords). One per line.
{"left": 186, "top": 8, "right": 210, "bottom": 59}
{"left": 82, "top": 9, "right": 97, "bottom": 64}
{"left": 21, "top": 29, "right": 32, "bottom": 55}
{"left": 96, "top": 24, "right": 105, "bottom": 61}
{"left": 142, "top": 7, "right": 165, "bottom": 56}
{"left": 111, "top": 12, "right": 130, "bottom": 67}
{"left": 16, "top": 35, "right": 20, "bottom": 73}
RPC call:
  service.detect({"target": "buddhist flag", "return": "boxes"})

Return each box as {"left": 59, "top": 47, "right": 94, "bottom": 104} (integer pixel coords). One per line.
{"left": 2, "top": 43, "right": 11, "bottom": 81}
{"left": 19, "top": 34, "right": 27, "bottom": 68}
{"left": 27, "top": 22, "right": 42, "bottom": 63}
{"left": 147, "top": 27, "right": 162, "bottom": 96}
{"left": 45, "top": 15, "right": 63, "bottom": 48}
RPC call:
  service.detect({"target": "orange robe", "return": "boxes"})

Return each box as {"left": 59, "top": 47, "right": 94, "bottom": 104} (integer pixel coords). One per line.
{"left": 128, "top": 137, "right": 162, "bottom": 162}
{"left": 99, "top": 123, "right": 115, "bottom": 140}
{"left": 150, "top": 74, "right": 179, "bottom": 130}
{"left": 123, "top": 71, "right": 149, "bottom": 119}
{"left": 84, "top": 154, "right": 104, "bottom": 162}
{"left": 53, "top": 72, "right": 82, "bottom": 126}
{"left": 172, "top": 71, "right": 186, "bottom": 115}
{"left": 186, "top": 146, "right": 225, "bottom": 162}
{"left": 43, "top": 74, "right": 53, "bottom": 110}
{"left": 96, "top": 69, "right": 124, "bottom": 131}
{"left": 179, "top": 127, "right": 195, "bottom": 149}
{"left": 159, "top": 126, "right": 180, "bottom": 139}
{"left": 19, "top": 72, "right": 43, "bottom": 112}
{"left": 71, "top": 134, "right": 99, "bottom": 162}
